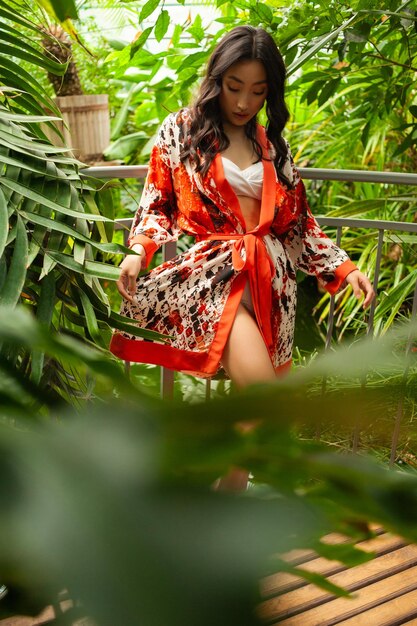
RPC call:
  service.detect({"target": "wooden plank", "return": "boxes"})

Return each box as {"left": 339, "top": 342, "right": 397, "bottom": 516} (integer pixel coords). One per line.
{"left": 337, "top": 588, "right": 417, "bottom": 625}
{"left": 281, "top": 526, "right": 384, "bottom": 567}
{"left": 262, "top": 532, "right": 404, "bottom": 596}
{"left": 260, "top": 544, "right": 417, "bottom": 621}
{"left": 269, "top": 564, "right": 417, "bottom": 626}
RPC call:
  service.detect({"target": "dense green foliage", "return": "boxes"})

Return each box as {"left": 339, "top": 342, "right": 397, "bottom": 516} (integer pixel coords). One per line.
{"left": 0, "top": 1, "right": 175, "bottom": 397}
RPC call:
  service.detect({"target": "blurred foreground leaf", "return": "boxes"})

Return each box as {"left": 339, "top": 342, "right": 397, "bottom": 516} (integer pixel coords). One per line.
{"left": 1, "top": 309, "right": 417, "bottom": 623}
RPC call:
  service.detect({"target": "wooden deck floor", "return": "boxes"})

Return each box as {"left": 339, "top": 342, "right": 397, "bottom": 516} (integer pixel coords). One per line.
{"left": 259, "top": 528, "right": 417, "bottom": 626}
{"left": 2, "top": 529, "right": 417, "bottom": 626}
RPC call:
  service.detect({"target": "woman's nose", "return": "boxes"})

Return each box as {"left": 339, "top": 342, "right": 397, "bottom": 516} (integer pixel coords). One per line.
{"left": 237, "top": 97, "right": 249, "bottom": 111}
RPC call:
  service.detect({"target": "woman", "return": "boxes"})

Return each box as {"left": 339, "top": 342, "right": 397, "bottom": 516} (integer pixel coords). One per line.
{"left": 111, "top": 26, "right": 374, "bottom": 486}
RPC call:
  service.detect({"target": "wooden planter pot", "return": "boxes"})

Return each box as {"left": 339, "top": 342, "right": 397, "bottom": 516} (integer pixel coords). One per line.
{"left": 46, "top": 94, "right": 110, "bottom": 164}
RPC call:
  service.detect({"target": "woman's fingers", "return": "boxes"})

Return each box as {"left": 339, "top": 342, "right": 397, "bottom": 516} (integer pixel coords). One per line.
{"left": 116, "top": 254, "right": 144, "bottom": 301}
{"left": 116, "top": 270, "right": 134, "bottom": 302}
{"left": 346, "top": 271, "right": 376, "bottom": 310}
{"left": 361, "top": 276, "right": 375, "bottom": 309}
{"left": 128, "top": 270, "right": 137, "bottom": 298}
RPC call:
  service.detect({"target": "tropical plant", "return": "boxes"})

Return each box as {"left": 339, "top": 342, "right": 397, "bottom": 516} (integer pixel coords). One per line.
{"left": 0, "top": 0, "right": 170, "bottom": 399}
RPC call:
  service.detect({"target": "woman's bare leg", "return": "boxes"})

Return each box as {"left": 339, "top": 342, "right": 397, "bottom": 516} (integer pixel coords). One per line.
{"left": 221, "top": 304, "right": 276, "bottom": 388}
{"left": 216, "top": 303, "right": 276, "bottom": 491}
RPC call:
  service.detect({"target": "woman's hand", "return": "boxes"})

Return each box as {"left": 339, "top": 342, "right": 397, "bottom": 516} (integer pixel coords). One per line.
{"left": 116, "top": 244, "right": 146, "bottom": 302}
{"left": 345, "top": 269, "right": 375, "bottom": 309}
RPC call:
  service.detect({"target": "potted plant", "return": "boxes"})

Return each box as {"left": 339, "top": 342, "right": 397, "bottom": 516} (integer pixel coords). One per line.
{"left": 42, "top": 25, "right": 110, "bottom": 164}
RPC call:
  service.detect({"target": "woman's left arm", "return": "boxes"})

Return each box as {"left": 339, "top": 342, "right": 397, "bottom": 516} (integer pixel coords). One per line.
{"left": 281, "top": 151, "right": 375, "bottom": 307}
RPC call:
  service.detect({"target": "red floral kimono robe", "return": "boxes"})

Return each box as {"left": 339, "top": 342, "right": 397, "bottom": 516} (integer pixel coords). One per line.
{"left": 110, "top": 108, "right": 357, "bottom": 378}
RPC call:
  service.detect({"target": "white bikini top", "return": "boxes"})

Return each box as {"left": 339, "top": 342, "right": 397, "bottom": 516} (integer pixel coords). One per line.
{"left": 221, "top": 156, "right": 263, "bottom": 200}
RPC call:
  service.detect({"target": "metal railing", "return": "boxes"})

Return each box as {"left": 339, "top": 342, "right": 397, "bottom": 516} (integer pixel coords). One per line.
{"left": 82, "top": 165, "right": 417, "bottom": 461}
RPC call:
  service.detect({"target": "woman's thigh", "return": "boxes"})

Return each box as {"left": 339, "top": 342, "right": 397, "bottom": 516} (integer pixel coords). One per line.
{"left": 221, "top": 303, "right": 276, "bottom": 388}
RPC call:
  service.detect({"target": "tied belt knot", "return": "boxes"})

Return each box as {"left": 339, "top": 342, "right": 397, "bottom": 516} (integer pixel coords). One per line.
{"left": 198, "top": 228, "right": 275, "bottom": 350}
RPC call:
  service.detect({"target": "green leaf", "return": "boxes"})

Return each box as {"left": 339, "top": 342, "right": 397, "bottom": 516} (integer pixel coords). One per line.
{"left": 171, "top": 24, "right": 183, "bottom": 47}
{"left": 73, "top": 240, "right": 86, "bottom": 266}
{"left": 409, "top": 105, "right": 417, "bottom": 118}
{"left": 0, "top": 152, "right": 77, "bottom": 180}
{"left": 99, "top": 312, "right": 170, "bottom": 342}
{"left": 0, "top": 214, "right": 28, "bottom": 307}
{"left": 252, "top": 2, "right": 273, "bottom": 23}
{"left": 177, "top": 51, "right": 207, "bottom": 72}
{"left": 110, "top": 83, "right": 141, "bottom": 140}
{"left": 84, "top": 259, "right": 122, "bottom": 281}
{"left": 83, "top": 193, "right": 110, "bottom": 243}
{"left": 45, "top": 251, "right": 121, "bottom": 281}
{"left": 104, "top": 131, "right": 148, "bottom": 160}
{"left": 91, "top": 277, "right": 111, "bottom": 316}
{"left": 0, "top": 40, "right": 66, "bottom": 75}
{"left": 39, "top": 0, "right": 79, "bottom": 21}
{"left": 314, "top": 540, "right": 374, "bottom": 567}
{"left": 20, "top": 211, "right": 125, "bottom": 256}
{"left": 79, "top": 289, "right": 104, "bottom": 346}
{"left": 188, "top": 14, "right": 204, "bottom": 43}
{"left": 0, "top": 179, "right": 112, "bottom": 222}
{"left": 318, "top": 78, "right": 342, "bottom": 106}
{"left": 0, "top": 256, "right": 6, "bottom": 293}
{"left": 0, "top": 109, "right": 60, "bottom": 124}
{"left": 0, "top": 187, "right": 8, "bottom": 259}
{"left": 288, "top": 13, "right": 361, "bottom": 76}
{"left": 139, "top": 0, "right": 160, "bottom": 22}
{"left": 155, "top": 10, "right": 170, "bottom": 43}
{"left": 275, "top": 559, "right": 352, "bottom": 598}
{"left": 0, "top": 5, "right": 43, "bottom": 34}
{"left": 130, "top": 27, "right": 153, "bottom": 62}
{"left": 31, "top": 274, "right": 56, "bottom": 384}
{"left": 374, "top": 270, "right": 417, "bottom": 326}
{"left": 0, "top": 125, "right": 72, "bottom": 155}
{"left": 0, "top": 57, "right": 58, "bottom": 112}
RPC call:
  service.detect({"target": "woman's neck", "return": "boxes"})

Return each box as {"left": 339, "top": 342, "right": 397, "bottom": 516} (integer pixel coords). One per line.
{"left": 222, "top": 122, "right": 247, "bottom": 142}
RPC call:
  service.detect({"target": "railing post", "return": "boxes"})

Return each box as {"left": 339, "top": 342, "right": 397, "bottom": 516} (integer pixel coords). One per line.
{"left": 366, "top": 229, "right": 384, "bottom": 336}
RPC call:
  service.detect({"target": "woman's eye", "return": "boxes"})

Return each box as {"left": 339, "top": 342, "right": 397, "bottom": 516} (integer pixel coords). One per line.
{"left": 254, "top": 92, "right": 266, "bottom": 96}
{"left": 228, "top": 87, "right": 239, "bottom": 92}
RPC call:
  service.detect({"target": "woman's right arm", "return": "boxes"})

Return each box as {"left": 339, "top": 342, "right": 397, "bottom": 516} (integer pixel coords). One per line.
{"left": 116, "top": 243, "right": 146, "bottom": 302}
{"left": 116, "top": 113, "right": 181, "bottom": 301}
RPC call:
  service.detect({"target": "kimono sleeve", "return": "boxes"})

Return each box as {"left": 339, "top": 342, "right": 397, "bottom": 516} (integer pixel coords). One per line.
{"left": 282, "top": 145, "right": 357, "bottom": 295}
{"left": 128, "top": 114, "right": 181, "bottom": 268}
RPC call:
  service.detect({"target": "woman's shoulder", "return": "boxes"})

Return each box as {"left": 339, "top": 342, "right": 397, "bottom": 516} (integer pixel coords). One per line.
{"left": 156, "top": 108, "right": 192, "bottom": 149}
{"left": 160, "top": 107, "right": 192, "bottom": 130}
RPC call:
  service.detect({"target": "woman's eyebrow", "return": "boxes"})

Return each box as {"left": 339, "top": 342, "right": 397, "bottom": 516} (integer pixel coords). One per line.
{"left": 227, "top": 75, "right": 268, "bottom": 85}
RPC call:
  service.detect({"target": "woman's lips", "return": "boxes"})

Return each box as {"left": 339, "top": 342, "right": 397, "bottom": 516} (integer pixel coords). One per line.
{"left": 233, "top": 112, "right": 249, "bottom": 119}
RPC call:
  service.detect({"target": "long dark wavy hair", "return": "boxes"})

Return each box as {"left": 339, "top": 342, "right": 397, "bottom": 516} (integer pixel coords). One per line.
{"left": 180, "top": 26, "right": 291, "bottom": 186}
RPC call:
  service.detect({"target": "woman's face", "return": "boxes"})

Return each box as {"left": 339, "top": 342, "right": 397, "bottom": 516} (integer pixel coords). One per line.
{"left": 218, "top": 59, "right": 268, "bottom": 128}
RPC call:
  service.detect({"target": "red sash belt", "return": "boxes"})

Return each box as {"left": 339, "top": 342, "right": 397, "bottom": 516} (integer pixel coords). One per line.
{"left": 198, "top": 228, "right": 275, "bottom": 351}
